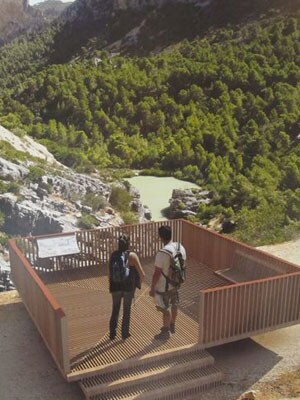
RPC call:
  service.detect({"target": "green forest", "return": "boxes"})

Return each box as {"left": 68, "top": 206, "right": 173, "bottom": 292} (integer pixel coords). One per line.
{"left": 1, "top": 15, "right": 300, "bottom": 245}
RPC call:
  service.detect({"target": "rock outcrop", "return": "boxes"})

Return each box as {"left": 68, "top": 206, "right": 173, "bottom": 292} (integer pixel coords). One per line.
{"left": 0, "top": 0, "right": 71, "bottom": 46}
{"left": 0, "top": 125, "right": 60, "bottom": 164}
{"left": 129, "top": 185, "right": 152, "bottom": 222}
{"left": 0, "top": 126, "right": 149, "bottom": 237}
{"left": 0, "top": 158, "right": 29, "bottom": 181}
{"left": 167, "top": 188, "right": 211, "bottom": 219}
{"left": 0, "top": 125, "right": 128, "bottom": 236}
{"left": 0, "top": 163, "right": 113, "bottom": 236}
{"left": 0, "top": 0, "right": 42, "bottom": 45}
{"left": 113, "top": 0, "right": 212, "bottom": 9}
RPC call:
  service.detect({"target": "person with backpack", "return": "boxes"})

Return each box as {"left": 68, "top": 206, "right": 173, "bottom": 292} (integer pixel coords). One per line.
{"left": 149, "top": 225, "right": 186, "bottom": 340}
{"left": 109, "top": 234, "right": 145, "bottom": 340}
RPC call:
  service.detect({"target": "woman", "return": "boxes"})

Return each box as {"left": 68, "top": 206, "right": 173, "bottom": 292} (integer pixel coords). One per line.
{"left": 109, "top": 234, "right": 145, "bottom": 340}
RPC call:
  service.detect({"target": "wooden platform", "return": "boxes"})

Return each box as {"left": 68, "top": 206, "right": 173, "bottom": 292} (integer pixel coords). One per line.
{"left": 10, "top": 220, "right": 300, "bottom": 398}
{"left": 39, "top": 258, "right": 229, "bottom": 380}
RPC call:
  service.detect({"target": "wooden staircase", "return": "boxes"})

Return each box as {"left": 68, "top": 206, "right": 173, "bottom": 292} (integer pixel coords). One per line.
{"left": 78, "top": 345, "right": 223, "bottom": 400}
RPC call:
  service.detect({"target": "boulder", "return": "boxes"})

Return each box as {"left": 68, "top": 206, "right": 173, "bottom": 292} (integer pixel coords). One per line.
{"left": 168, "top": 188, "right": 211, "bottom": 219}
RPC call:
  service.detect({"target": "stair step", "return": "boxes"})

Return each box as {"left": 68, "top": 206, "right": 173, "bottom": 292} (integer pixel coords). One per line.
{"left": 69, "top": 343, "right": 205, "bottom": 381}
{"left": 85, "top": 365, "right": 223, "bottom": 400}
{"left": 80, "top": 348, "right": 214, "bottom": 398}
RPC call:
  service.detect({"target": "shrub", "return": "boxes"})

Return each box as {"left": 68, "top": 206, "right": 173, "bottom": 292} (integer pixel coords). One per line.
{"left": 121, "top": 211, "right": 139, "bottom": 225}
{"left": 109, "top": 186, "right": 132, "bottom": 212}
{"left": 83, "top": 193, "right": 107, "bottom": 211}
{"left": 0, "top": 181, "right": 7, "bottom": 194}
{"left": 0, "top": 212, "right": 4, "bottom": 229}
{"left": 231, "top": 202, "right": 287, "bottom": 246}
{"left": 77, "top": 213, "right": 98, "bottom": 229}
{"left": 7, "top": 181, "right": 21, "bottom": 195}
{"left": 27, "top": 166, "right": 44, "bottom": 183}
{"left": 0, "top": 233, "right": 9, "bottom": 246}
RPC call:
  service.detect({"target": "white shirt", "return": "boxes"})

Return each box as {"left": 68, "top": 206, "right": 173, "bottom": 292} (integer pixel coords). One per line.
{"left": 154, "top": 241, "right": 186, "bottom": 292}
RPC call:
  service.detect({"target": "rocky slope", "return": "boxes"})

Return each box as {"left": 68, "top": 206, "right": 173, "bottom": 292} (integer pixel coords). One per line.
{"left": 33, "top": 0, "right": 72, "bottom": 21}
{"left": 0, "top": 125, "right": 144, "bottom": 238}
{"left": 0, "top": 124, "right": 150, "bottom": 289}
{"left": 167, "top": 188, "right": 210, "bottom": 219}
{"left": 0, "top": 0, "right": 41, "bottom": 45}
{"left": 0, "top": 0, "right": 70, "bottom": 46}
{"left": 51, "top": 0, "right": 215, "bottom": 60}
{"left": 50, "top": 0, "right": 300, "bottom": 60}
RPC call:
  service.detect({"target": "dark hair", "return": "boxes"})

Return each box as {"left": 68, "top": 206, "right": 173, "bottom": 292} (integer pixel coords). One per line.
{"left": 118, "top": 234, "right": 129, "bottom": 252}
{"left": 158, "top": 225, "right": 172, "bottom": 241}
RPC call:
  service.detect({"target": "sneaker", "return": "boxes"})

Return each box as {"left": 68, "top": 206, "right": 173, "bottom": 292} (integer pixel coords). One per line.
{"left": 154, "top": 328, "right": 170, "bottom": 340}
{"left": 170, "top": 323, "right": 175, "bottom": 334}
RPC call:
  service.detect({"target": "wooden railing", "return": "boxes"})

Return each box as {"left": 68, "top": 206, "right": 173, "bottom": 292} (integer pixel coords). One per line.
{"left": 199, "top": 272, "right": 300, "bottom": 347}
{"left": 182, "top": 220, "right": 299, "bottom": 274}
{"left": 9, "top": 239, "right": 70, "bottom": 374}
{"left": 16, "top": 220, "right": 183, "bottom": 273}
{"left": 9, "top": 219, "right": 300, "bottom": 362}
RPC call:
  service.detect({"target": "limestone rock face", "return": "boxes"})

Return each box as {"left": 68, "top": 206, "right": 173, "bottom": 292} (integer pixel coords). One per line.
{"left": 113, "top": 0, "right": 212, "bottom": 9}
{"left": 0, "top": 158, "right": 29, "bottom": 181}
{"left": 0, "top": 124, "right": 117, "bottom": 236}
{"left": 0, "top": 0, "right": 42, "bottom": 45}
{"left": 0, "top": 125, "right": 60, "bottom": 164}
{"left": 0, "top": 194, "right": 64, "bottom": 236}
{"left": 168, "top": 188, "right": 211, "bottom": 219}
{"left": 0, "top": 0, "right": 71, "bottom": 45}
{"left": 0, "top": 163, "right": 114, "bottom": 236}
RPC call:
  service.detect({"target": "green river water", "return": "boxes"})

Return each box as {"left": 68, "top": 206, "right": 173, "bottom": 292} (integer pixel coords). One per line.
{"left": 126, "top": 176, "right": 199, "bottom": 221}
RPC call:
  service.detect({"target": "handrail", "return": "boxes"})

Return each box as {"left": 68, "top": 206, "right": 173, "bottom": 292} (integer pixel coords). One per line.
{"left": 201, "top": 269, "right": 300, "bottom": 293}
{"left": 198, "top": 269, "right": 300, "bottom": 347}
{"left": 9, "top": 238, "right": 70, "bottom": 374}
{"left": 181, "top": 219, "right": 299, "bottom": 273}
{"left": 8, "top": 219, "right": 300, "bottom": 368}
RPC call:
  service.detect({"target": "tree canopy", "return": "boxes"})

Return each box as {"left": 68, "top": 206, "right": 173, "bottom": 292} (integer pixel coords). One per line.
{"left": 1, "top": 14, "right": 300, "bottom": 244}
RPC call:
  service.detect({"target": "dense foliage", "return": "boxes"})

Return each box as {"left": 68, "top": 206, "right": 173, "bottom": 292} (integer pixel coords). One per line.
{"left": 1, "top": 15, "right": 300, "bottom": 244}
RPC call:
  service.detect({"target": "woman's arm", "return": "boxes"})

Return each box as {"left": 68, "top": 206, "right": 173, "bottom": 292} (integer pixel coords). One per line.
{"left": 129, "top": 252, "right": 145, "bottom": 282}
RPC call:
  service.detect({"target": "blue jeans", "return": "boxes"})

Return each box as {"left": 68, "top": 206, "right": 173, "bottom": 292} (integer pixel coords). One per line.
{"left": 109, "top": 291, "right": 133, "bottom": 338}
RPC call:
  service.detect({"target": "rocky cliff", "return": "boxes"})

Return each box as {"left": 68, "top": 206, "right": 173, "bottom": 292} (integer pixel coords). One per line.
{"left": 0, "top": 0, "right": 71, "bottom": 46}
{"left": 0, "top": 0, "right": 41, "bottom": 45}
{"left": 51, "top": 0, "right": 300, "bottom": 60}
{"left": 0, "top": 125, "right": 145, "bottom": 237}
{"left": 50, "top": 0, "right": 215, "bottom": 61}
{"left": 33, "top": 0, "right": 72, "bottom": 21}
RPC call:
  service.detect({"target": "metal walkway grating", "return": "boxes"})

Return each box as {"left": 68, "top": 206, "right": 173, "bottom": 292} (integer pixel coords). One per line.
{"left": 88, "top": 365, "right": 223, "bottom": 400}
{"left": 80, "top": 348, "right": 213, "bottom": 387}
{"left": 39, "top": 258, "right": 229, "bottom": 377}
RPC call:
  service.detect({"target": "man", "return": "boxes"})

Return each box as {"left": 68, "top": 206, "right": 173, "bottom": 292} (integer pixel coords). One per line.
{"left": 149, "top": 225, "right": 186, "bottom": 340}
{"left": 109, "top": 234, "right": 145, "bottom": 340}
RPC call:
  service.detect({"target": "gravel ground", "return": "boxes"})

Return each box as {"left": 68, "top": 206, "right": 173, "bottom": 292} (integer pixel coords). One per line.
{"left": 1, "top": 238, "right": 300, "bottom": 400}
{"left": 0, "top": 292, "right": 82, "bottom": 400}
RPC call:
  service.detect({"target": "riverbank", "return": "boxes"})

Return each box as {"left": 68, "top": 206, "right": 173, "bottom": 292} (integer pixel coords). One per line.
{"left": 126, "top": 175, "right": 199, "bottom": 220}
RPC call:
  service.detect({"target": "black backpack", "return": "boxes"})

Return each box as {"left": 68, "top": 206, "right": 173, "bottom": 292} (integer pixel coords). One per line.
{"left": 161, "top": 242, "right": 186, "bottom": 290}
{"left": 109, "top": 250, "right": 130, "bottom": 283}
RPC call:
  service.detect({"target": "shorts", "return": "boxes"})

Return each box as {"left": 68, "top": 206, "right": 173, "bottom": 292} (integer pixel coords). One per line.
{"left": 155, "top": 289, "right": 179, "bottom": 312}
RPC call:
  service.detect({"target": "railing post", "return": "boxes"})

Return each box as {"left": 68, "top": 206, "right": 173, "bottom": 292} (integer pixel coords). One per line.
{"left": 198, "top": 291, "right": 205, "bottom": 344}
{"left": 60, "top": 313, "right": 70, "bottom": 374}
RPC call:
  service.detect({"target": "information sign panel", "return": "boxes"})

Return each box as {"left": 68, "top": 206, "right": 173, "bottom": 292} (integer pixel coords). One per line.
{"left": 37, "top": 234, "right": 80, "bottom": 258}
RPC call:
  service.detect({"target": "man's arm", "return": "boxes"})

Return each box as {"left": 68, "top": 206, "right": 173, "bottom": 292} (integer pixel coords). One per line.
{"left": 149, "top": 267, "right": 162, "bottom": 297}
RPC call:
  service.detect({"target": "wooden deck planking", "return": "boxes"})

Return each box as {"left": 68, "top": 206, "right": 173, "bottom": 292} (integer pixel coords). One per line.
{"left": 40, "top": 258, "right": 230, "bottom": 375}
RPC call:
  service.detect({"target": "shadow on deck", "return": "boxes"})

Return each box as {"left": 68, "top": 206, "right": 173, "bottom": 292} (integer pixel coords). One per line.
{"left": 9, "top": 220, "right": 300, "bottom": 399}
{"left": 40, "top": 258, "right": 229, "bottom": 379}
